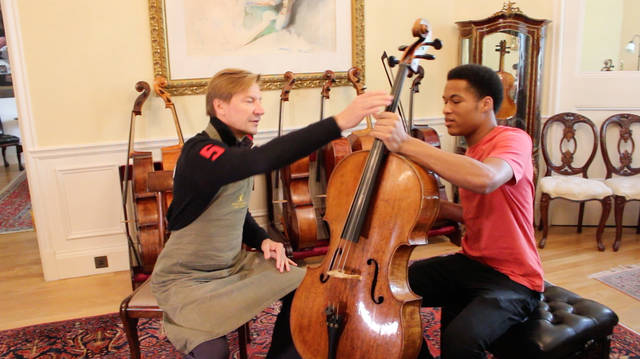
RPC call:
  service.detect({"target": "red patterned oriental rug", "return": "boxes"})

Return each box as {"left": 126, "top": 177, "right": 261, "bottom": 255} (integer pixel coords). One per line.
{"left": 1, "top": 306, "right": 638, "bottom": 358}
{"left": 0, "top": 171, "right": 33, "bottom": 234}
{"left": 590, "top": 264, "right": 640, "bottom": 301}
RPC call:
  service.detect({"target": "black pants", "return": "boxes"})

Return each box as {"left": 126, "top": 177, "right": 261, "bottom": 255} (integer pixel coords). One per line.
{"left": 185, "top": 291, "right": 300, "bottom": 359}
{"left": 409, "top": 253, "right": 540, "bottom": 359}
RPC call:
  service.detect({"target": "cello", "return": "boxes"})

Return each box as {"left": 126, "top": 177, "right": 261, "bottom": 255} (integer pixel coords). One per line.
{"left": 273, "top": 71, "right": 319, "bottom": 251}
{"left": 121, "top": 81, "right": 150, "bottom": 271}
{"left": 291, "top": 19, "right": 442, "bottom": 359}
{"left": 122, "top": 81, "right": 164, "bottom": 274}
{"left": 495, "top": 39, "right": 517, "bottom": 121}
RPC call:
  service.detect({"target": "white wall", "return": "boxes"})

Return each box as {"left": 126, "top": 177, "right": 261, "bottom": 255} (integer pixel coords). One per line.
{"left": 5, "top": 0, "right": 602, "bottom": 280}
{"left": 544, "top": 0, "right": 640, "bottom": 227}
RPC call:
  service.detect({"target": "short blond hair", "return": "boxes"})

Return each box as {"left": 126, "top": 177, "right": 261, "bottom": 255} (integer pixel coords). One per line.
{"left": 206, "top": 68, "right": 261, "bottom": 117}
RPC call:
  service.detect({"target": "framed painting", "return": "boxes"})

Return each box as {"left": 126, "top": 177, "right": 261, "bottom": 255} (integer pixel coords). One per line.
{"left": 149, "top": 0, "right": 365, "bottom": 95}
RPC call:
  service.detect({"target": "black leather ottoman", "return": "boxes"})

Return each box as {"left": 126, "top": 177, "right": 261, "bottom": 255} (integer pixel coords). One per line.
{"left": 490, "top": 283, "right": 619, "bottom": 359}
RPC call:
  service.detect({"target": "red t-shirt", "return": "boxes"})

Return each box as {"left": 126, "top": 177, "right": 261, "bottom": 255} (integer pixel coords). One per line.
{"left": 459, "top": 126, "right": 544, "bottom": 292}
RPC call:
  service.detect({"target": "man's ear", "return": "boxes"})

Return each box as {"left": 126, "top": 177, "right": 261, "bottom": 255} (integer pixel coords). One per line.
{"left": 480, "top": 96, "right": 494, "bottom": 113}
{"left": 213, "top": 98, "right": 225, "bottom": 117}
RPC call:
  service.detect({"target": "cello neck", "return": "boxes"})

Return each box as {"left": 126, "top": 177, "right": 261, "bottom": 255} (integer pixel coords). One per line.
{"left": 320, "top": 70, "right": 336, "bottom": 122}
{"left": 168, "top": 103, "right": 185, "bottom": 145}
{"left": 342, "top": 19, "right": 440, "bottom": 243}
{"left": 496, "top": 40, "right": 509, "bottom": 73}
{"left": 347, "top": 66, "right": 374, "bottom": 130}
{"left": 154, "top": 76, "right": 185, "bottom": 145}
{"left": 341, "top": 62, "right": 410, "bottom": 243}
{"left": 408, "top": 65, "right": 425, "bottom": 132}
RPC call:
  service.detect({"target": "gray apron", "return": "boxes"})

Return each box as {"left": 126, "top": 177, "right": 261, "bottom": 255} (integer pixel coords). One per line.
{"left": 151, "top": 124, "right": 305, "bottom": 353}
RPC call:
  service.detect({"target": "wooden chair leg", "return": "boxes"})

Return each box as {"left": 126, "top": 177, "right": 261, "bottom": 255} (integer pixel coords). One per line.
{"left": 636, "top": 207, "right": 640, "bottom": 234}
{"left": 1, "top": 146, "right": 8, "bottom": 167}
{"left": 596, "top": 197, "right": 611, "bottom": 252}
{"left": 613, "top": 196, "right": 625, "bottom": 251}
{"left": 16, "top": 144, "right": 23, "bottom": 171}
{"left": 577, "top": 202, "right": 585, "bottom": 233}
{"left": 238, "top": 322, "right": 250, "bottom": 359}
{"left": 539, "top": 193, "right": 550, "bottom": 248}
{"left": 120, "top": 313, "right": 141, "bottom": 359}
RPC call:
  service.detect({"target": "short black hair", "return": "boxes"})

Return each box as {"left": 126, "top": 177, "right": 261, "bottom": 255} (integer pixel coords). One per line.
{"left": 447, "top": 64, "right": 503, "bottom": 113}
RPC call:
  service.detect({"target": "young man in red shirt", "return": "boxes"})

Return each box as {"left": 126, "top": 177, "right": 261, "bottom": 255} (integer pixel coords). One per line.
{"left": 371, "top": 64, "right": 543, "bottom": 359}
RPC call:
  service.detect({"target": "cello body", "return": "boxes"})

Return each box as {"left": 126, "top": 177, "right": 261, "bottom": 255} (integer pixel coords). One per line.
{"left": 281, "top": 155, "right": 318, "bottom": 250}
{"left": 131, "top": 150, "right": 163, "bottom": 273}
{"left": 290, "top": 151, "right": 440, "bottom": 359}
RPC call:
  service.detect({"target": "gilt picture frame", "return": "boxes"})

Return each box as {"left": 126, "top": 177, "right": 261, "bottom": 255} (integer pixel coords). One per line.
{"left": 148, "top": 0, "right": 364, "bottom": 95}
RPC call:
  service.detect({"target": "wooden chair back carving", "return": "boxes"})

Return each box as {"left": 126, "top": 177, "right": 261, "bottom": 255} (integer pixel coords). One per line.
{"left": 600, "top": 113, "right": 640, "bottom": 179}
{"left": 541, "top": 112, "right": 598, "bottom": 178}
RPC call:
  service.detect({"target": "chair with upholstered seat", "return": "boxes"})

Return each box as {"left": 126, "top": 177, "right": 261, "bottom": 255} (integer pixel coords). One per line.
{"left": 119, "top": 170, "right": 251, "bottom": 359}
{"left": 538, "top": 112, "right": 613, "bottom": 251}
{"left": 600, "top": 113, "right": 640, "bottom": 251}
{"left": 0, "top": 119, "right": 23, "bottom": 171}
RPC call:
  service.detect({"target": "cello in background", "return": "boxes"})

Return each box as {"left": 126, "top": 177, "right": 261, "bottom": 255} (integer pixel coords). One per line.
{"left": 120, "top": 81, "right": 149, "bottom": 273}
{"left": 267, "top": 71, "right": 319, "bottom": 252}
{"left": 319, "top": 70, "right": 352, "bottom": 181}
{"left": 345, "top": 67, "right": 376, "bottom": 151}
{"left": 153, "top": 75, "right": 185, "bottom": 213}
{"left": 121, "top": 81, "right": 164, "bottom": 275}
{"left": 153, "top": 75, "right": 185, "bottom": 174}
{"left": 495, "top": 39, "right": 517, "bottom": 121}
{"left": 407, "top": 64, "right": 442, "bottom": 148}
{"left": 291, "top": 19, "right": 442, "bottom": 359}
{"left": 407, "top": 64, "right": 462, "bottom": 246}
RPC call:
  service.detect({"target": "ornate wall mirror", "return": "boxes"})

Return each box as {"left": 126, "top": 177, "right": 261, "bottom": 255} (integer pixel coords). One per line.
{"left": 456, "top": 2, "right": 549, "bottom": 165}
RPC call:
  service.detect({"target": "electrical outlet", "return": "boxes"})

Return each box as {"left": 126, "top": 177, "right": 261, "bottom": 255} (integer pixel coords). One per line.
{"left": 94, "top": 256, "right": 108, "bottom": 269}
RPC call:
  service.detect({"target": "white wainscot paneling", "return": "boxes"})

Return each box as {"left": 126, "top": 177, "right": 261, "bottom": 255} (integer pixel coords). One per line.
{"left": 56, "top": 165, "right": 123, "bottom": 241}
{"left": 30, "top": 139, "right": 177, "bottom": 280}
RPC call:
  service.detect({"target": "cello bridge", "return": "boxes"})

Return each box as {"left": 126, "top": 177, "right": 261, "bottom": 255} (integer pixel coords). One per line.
{"left": 326, "top": 270, "right": 361, "bottom": 280}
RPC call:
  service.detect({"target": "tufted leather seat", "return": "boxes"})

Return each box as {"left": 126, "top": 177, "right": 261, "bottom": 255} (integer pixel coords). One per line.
{"left": 490, "top": 283, "right": 618, "bottom": 359}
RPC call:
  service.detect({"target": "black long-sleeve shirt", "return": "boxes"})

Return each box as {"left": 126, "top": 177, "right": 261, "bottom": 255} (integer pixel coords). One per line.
{"left": 167, "top": 116, "right": 342, "bottom": 248}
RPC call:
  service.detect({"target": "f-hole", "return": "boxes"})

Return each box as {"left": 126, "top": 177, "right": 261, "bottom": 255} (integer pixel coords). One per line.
{"left": 367, "top": 258, "right": 384, "bottom": 304}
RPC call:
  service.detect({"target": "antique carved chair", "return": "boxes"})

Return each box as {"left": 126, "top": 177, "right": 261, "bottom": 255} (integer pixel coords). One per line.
{"left": 0, "top": 119, "right": 23, "bottom": 170}
{"left": 600, "top": 113, "right": 640, "bottom": 251}
{"left": 538, "top": 113, "right": 613, "bottom": 250}
{"left": 119, "top": 170, "right": 251, "bottom": 359}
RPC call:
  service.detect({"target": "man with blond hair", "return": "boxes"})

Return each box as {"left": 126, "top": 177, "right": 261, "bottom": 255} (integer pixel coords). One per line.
{"left": 151, "top": 68, "right": 392, "bottom": 359}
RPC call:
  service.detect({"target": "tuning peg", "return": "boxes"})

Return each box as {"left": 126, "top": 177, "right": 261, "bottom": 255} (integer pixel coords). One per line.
{"left": 387, "top": 56, "right": 400, "bottom": 68}
{"left": 426, "top": 38, "right": 443, "bottom": 50}
{"left": 398, "top": 45, "right": 408, "bottom": 51}
{"left": 416, "top": 54, "right": 436, "bottom": 60}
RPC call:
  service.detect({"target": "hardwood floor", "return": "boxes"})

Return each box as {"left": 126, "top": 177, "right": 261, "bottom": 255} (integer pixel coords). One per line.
{"left": 0, "top": 163, "right": 638, "bottom": 332}
{"left": 0, "top": 226, "right": 637, "bottom": 332}
{"left": 0, "top": 163, "right": 22, "bottom": 190}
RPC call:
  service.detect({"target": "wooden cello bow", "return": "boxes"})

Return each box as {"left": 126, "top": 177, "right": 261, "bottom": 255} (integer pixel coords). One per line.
{"left": 290, "top": 19, "right": 442, "bottom": 359}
